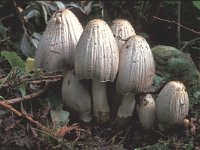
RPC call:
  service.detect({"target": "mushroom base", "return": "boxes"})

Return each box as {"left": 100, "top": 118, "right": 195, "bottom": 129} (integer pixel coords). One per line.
{"left": 80, "top": 111, "right": 92, "bottom": 123}
{"left": 116, "top": 94, "right": 136, "bottom": 127}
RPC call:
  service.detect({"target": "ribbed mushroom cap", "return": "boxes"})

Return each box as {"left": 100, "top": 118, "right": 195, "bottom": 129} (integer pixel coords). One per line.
{"left": 75, "top": 19, "right": 119, "bottom": 82}
{"left": 116, "top": 35, "right": 155, "bottom": 94}
{"left": 111, "top": 19, "right": 136, "bottom": 52}
{"left": 156, "top": 81, "right": 189, "bottom": 127}
{"left": 35, "top": 9, "right": 83, "bottom": 71}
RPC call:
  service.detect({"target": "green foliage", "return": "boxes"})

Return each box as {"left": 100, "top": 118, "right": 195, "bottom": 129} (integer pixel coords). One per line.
{"left": 192, "top": 1, "right": 200, "bottom": 10}
{"left": 19, "top": 82, "right": 27, "bottom": 97}
{"left": 0, "top": 50, "right": 25, "bottom": 70}
{"left": 135, "top": 138, "right": 194, "bottom": 150}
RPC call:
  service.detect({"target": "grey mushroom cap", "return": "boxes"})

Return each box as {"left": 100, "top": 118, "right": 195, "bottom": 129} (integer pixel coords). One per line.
{"left": 75, "top": 19, "right": 119, "bottom": 82}
{"left": 156, "top": 81, "right": 189, "bottom": 128}
{"left": 116, "top": 35, "right": 155, "bottom": 94}
{"left": 35, "top": 9, "right": 83, "bottom": 71}
{"left": 111, "top": 19, "right": 136, "bottom": 52}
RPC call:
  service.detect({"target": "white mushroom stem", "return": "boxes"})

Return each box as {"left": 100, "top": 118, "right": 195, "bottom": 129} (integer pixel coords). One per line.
{"left": 92, "top": 79, "right": 110, "bottom": 123}
{"left": 116, "top": 93, "right": 136, "bottom": 127}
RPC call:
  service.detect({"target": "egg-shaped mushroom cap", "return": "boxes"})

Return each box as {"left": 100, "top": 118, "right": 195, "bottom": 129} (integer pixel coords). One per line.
{"left": 35, "top": 9, "right": 83, "bottom": 71}
{"left": 75, "top": 19, "right": 119, "bottom": 82}
{"left": 116, "top": 35, "right": 155, "bottom": 94}
{"left": 156, "top": 81, "right": 189, "bottom": 126}
{"left": 111, "top": 19, "right": 136, "bottom": 52}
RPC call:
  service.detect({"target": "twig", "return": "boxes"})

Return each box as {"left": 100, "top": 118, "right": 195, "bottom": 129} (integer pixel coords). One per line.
{"left": 177, "top": 2, "right": 181, "bottom": 49}
{"left": 180, "top": 36, "right": 200, "bottom": 52}
{"left": 0, "top": 99, "right": 52, "bottom": 134}
{"left": 6, "top": 85, "right": 49, "bottom": 104}
{"left": 153, "top": 16, "right": 200, "bottom": 35}
{"left": 1, "top": 74, "right": 63, "bottom": 88}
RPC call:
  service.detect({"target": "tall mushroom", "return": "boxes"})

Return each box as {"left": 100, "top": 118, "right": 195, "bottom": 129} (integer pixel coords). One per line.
{"left": 116, "top": 35, "right": 155, "bottom": 126}
{"left": 111, "top": 19, "right": 136, "bottom": 52}
{"left": 75, "top": 19, "right": 119, "bottom": 124}
{"left": 35, "top": 9, "right": 83, "bottom": 71}
{"left": 156, "top": 81, "right": 189, "bottom": 131}
{"left": 62, "top": 70, "right": 92, "bottom": 122}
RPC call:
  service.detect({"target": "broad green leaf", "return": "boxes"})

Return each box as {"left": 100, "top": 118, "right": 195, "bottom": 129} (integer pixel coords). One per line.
{"left": 21, "top": 33, "right": 35, "bottom": 57}
{"left": 0, "top": 51, "right": 25, "bottom": 70}
{"left": 41, "top": 2, "right": 48, "bottom": 24}
{"left": 26, "top": 9, "right": 41, "bottom": 19}
{"left": 54, "top": 1, "right": 65, "bottom": 10}
{"left": 193, "top": 1, "right": 200, "bottom": 10}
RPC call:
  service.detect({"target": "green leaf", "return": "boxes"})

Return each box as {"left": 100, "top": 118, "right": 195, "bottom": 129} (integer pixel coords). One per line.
{"left": 21, "top": 33, "right": 35, "bottom": 57}
{"left": 19, "top": 82, "right": 27, "bottom": 97}
{"left": 192, "top": 1, "right": 200, "bottom": 10}
{"left": 0, "top": 51, "right": 25, "bottom": 70}
{"left": 26, "top": 9, "right": 41, "bottom": 19}
{"left": 54, "top": 1, "right": 65, "bottom": 10}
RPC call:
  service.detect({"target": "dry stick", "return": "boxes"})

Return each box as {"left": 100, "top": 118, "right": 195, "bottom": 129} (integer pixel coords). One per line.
{"left": 0, "top": 99, "right": 52, "bottom": 134}
{"left": 1, "top": 74, "right": 63, "bottom": 88}
{"left": 153, "top": 16, "right": 200, "bottom": 35}
{"left": 180, "top": 36, "right": 200, "bottom": 52}
{"left": 177, "top": 2, "right": 181, "bottom": 49}
{"left": 7, "top": 85, "right": 49, "bottom": 104}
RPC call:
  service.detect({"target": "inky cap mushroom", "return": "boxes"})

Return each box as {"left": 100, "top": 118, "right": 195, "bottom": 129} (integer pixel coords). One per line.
{"left": 75, "top": 19, "right": 119, "bottom": 124}
{"left": 35, "top": 9, "right": 83, "bottom": 71}
{"left": 156, "top": 81, "right": 189, "bottom": 131}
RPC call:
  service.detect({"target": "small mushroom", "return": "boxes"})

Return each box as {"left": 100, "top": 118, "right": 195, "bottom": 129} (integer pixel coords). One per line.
{"left": 62, "top": 70, "right": 92, "bottom": 122}
{"left": 111, "top": 19, "right": 136, "bottom": 52}
{"left": 156, "top": 81, "right": 189, "bottom": 131}
{"left": 75, "top": 19, "right": 119, "bottom": 124}
{"left": 138, "top": 94, "right": 156, "bottom": 131}
{"left": 116, "top": 35, "right": 155, "bottom": 127}
{"left": 35, "top": 9, "right": 83, "bottom": 71}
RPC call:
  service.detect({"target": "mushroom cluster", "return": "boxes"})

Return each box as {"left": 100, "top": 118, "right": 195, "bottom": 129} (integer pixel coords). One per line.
{"left": 35, "top": 9, "right": 190, "bottom": 131}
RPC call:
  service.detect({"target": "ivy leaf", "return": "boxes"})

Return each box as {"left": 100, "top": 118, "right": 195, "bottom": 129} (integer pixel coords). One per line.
{"left": 192, "top": 1, "right": 200, "bottom": 10}
{"left": 0, "top": 50, "right": 25, "bottom": 71}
